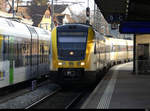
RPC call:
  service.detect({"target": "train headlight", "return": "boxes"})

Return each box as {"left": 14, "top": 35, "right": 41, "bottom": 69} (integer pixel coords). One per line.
{"left": 81, "top": 62, "right": 85, "bottom": 66}
{"left": 69, "top": 51, "right": 74, "bottom": 55}
{"left": 58, "top": 62, "right": 62, "bottom": 66}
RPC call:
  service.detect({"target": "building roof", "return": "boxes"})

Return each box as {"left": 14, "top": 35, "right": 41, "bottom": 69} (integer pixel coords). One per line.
{"left": 53, "top": 5, "right": 68, "bottom": 14}
{"left": 16, "top": 4, "right": 68, "bottom": 27}
{"left": 17, "top": 6, "right": 31, "bottom": 19}
{"left": 28, "top": 5, "right": 47, "bottom": 26}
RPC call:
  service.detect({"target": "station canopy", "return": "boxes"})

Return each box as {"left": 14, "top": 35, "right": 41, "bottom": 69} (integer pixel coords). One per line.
{"left": 95, "top": 0, "right": 150, "bottom": 33}
{"left": 95, "top": 0, "right": 150, "bottom": 24}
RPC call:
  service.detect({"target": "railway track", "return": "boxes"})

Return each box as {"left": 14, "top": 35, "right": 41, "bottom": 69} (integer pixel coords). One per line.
{"left": 65, "top": 92, "right": 85, "bottom": 109}
{"left": 26, "top": 87, "right": 92, "bottom": 109}
{"left": 0, "top": 78, "right": 51, "bottom": 104}
{"left": 25, "top": 88, "right": 62, "bottom": 109}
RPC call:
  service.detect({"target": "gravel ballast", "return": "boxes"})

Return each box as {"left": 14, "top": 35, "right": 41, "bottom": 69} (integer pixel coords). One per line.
{"left": 0, "top": 83, "right": 59, "bottom": 109}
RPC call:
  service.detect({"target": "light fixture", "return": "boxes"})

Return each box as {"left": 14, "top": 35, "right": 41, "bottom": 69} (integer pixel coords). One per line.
{"left": 58, "top": 62, "right": 62, "bottom": 66}
{"left": 81, "top": 62, "right": 85, "bottom": 66}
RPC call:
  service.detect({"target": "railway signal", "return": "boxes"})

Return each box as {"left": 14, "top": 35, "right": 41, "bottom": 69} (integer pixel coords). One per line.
{"left": 86, "top": 7, "right": 90, "bottom": 24}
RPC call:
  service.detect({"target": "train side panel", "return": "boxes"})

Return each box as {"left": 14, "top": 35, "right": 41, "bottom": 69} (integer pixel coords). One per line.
{"left": 127, "top": 40, "right": 133, "bottom": 61}
{"left": 0, "top": 35, "right": 10, "bottom": 88}
{"left": 0, "top": 18, "right": 51, "bottom": 88}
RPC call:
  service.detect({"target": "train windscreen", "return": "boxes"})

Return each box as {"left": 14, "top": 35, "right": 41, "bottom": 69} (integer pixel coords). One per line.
{"left": 58, "top": 32, "right": 86, "bottom": 43}
{"left": 57, "top": 31, "right": 88, "bottom": 61}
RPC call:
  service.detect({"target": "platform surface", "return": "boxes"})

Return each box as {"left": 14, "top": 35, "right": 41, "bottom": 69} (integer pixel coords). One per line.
{"left": 81, "top": 62, "right": 150, "bottom": 109}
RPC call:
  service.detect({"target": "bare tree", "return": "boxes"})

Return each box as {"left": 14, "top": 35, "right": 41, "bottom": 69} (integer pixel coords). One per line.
{"left": 70, "top": 10, "right": 87, "bottom": 23}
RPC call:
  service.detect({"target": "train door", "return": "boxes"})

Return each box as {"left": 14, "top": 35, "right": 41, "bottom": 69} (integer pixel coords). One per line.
{"left": 9, "top": 36, "right": 14, "bottom": 84}
{"left": 26, "top": 26, "right": 38, "bottom": 78}
{"left": 31, "top": 31, "right": 38, "bottom": 78}
{"left": 0, "top": 35, "right": 10, "bottom": 88}
{"left": 37, "top": 34, "right": 39, "bottom": 78}
{"left": 34, "top": 31, "right": 39, "bottom": 78}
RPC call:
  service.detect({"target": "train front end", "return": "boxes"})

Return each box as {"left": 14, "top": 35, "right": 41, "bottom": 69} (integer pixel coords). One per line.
{"left": 51, "top": 24, "right": 96, "bottom": 85}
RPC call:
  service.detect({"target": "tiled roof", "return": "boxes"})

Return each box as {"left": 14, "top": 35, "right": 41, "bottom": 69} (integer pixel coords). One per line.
{"left": 53, "top": 5, "right": 68, "bottom": 14}
{"left": 17, "top": 5, "right": 47, "bottom": 26}
{"left": 28, "top": 5, "right": 47, "bottom": 26}
{"left": 17, "top": 6, "right": 31, "bottom": 19}
{"left": 16, "top": 4, "right": 68, "bottom": 26}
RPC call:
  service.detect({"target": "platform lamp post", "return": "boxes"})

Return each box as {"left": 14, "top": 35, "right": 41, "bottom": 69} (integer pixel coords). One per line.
{"left": 86, "top": 0, "right": 90, "bottom": 24}
{"left": 86, "top": 7, "right": 90, "bottom": 24}
{"left": 51, "top": 0, "right": 54, "bottom": 31}
{"left": 12, "top": 0, "right": 15, "bottom": 18}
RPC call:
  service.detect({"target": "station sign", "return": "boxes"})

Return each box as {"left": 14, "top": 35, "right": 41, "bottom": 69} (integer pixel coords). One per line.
{"left": 119, "top": 21, "right": 150, "bottom": 34}
{"left": 106, "top": 14, "right": 124, "bottom": 23}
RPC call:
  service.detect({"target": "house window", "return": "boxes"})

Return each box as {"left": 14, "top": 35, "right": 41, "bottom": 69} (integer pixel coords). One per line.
{"left": 45, "top": 15, "right": 50, "bottom": 18}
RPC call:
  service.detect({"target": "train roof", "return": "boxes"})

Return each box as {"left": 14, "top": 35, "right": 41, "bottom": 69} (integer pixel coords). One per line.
{"left": 56, "top": 23, "right": 91, "bottom": 30}
{"left": 0, "top": 17, "right": 31, "bottom": 38}
{"left": 0, "top": 17, "right": 51, "bottom": 40}
{"left": 34, "top": 27, "right": 51, "bottom": 41}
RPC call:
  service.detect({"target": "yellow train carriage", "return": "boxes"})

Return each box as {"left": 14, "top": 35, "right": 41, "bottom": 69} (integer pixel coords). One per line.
{"left": 108, "top": 37, "right": 128, "bottom": 64}
{"left": 51, "top": 26, "right": 94, "bottom": 70}
{"left": 50, "top": 24, "right": 133, "bottom": 86}
{"left": 116, "top": 38, "right": 128, "bottom": 63}
{"left": 95, "top": 38, "right": 106, "bottom": 71}
{"left": 51, "top": 24, "right": 105, "bottom": 85}
{"left": 107, "top": 37, "right": 117, "bottom": 65}
{"left": 104, "top": 35, "right": 133, "bottom": 65}
{"left": 126, "top": 39, "right": 133, "bottom": 61}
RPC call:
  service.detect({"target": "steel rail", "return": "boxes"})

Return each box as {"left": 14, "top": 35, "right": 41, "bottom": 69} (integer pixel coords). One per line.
{"left": 25, "top": 88, "right": 61, "bottom": 109}
{"left": 65, "top": 92, "right": 84, "bottom": 109}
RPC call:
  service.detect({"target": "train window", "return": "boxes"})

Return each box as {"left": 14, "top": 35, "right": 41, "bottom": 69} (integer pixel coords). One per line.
{"left": 119, "top": 46, "right": 122, "bottom": 51}
{"left": 60, "top": 32, "right": 85, "bottom": 36}
{"left": 40, "top": 44, "right": 44, "bottom": 64}
{"left": 27, "top": 44, "right": 30, "bottom": 65}
{"left": 106, "top": 45, "right": 110, "bottom": 53}
{"left": 112, "top": 45, "right": 116, "bottom": 52}
{"left": 3, "top": 36, "right": 9, "bottom": 60}
{"left": 119, "top": 45, "right": 122, "bottom": 51}
{"left": 58, "top": 37, "right": 86, "bottom": 43}
{"left": 128, "top": 46, "right": 133, "bottom": 51}
{"left": 0, "top": 35, "right": 4, "bottom": 61}
{"left": 110, "top": 44, "right": 113, "bottom": 52}
{"left": 58, "top": 31, "right": 87, "bottom": 43}
{"left": 100, "top": 46, "right": 105, "bottom": 53}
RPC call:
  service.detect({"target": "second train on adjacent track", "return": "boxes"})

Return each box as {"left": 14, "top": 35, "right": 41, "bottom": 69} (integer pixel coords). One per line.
{"left": 0, "top": 17, "right": 51, "bottom": 88}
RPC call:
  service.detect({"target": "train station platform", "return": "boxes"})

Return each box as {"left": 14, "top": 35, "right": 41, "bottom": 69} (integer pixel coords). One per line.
{"left": 81, "top": 62, "right": 150, "bottom": 109}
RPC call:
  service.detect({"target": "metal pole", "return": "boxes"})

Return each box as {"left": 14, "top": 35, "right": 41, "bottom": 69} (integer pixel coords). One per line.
{"left": 133, "top": 34, "right": 136, "bottom": 74}
{"left": 12, "top": 0, "right": 15, "bottom": 18}
{"left": 51, "top": 0, "right": 54, "bottom": 31}
{"left": 94, "top": 1, "right": 96, "bottom": 28}
{"left": 86, "top": 0, "right": 90, "bottom": 24}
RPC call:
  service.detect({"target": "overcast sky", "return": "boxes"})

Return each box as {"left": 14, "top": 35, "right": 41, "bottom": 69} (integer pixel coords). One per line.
{"left": 50, "top": 0, "right": 94, "bottom": 10}
{"left": 23, "top": 0, "right": 94, "bottom": 10}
